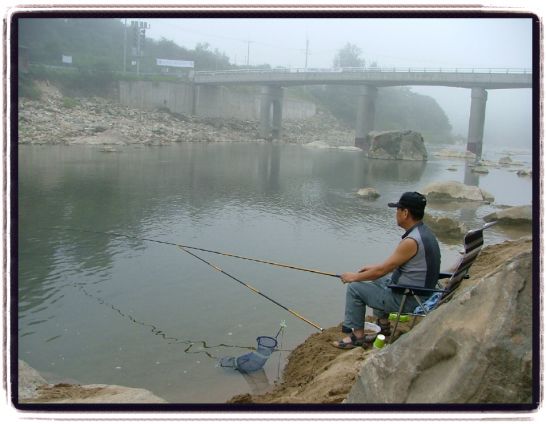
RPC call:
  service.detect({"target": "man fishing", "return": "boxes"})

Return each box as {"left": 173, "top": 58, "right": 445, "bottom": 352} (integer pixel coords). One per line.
{"left": 333, "top": 191, "right": 441, "bottom": 349}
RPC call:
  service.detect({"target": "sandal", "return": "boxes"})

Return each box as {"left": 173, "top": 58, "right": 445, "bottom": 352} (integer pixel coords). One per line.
{"left": 332, "top": 332, "right": 369, "bottom": 349}
{"left": 376, "top": 319, "right": 391, "bottom": 336}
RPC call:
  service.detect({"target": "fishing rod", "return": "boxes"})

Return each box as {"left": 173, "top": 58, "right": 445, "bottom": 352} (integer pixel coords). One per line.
{"left": 177, "top": 245, "right": 324, "bottom": 332}
{"left": 60, "top": 227, "right": 340, "bottom": 278}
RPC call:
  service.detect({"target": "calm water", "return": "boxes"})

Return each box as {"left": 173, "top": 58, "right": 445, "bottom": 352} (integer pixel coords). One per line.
{"left": 17, "top": 142, "right": 533, "bottom": 403}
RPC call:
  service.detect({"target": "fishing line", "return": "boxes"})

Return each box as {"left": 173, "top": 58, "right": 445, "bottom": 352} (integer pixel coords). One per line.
{"left": 74, "top": 283, "right": 257, "bottom": 358}
{"left": 177, "top": 245, "right": 324, "bottom": 332}
{"left": 58, "top": 227, "right": 340, "bottom": 278}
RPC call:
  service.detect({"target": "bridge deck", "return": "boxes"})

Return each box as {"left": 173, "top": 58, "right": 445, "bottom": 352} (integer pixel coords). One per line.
{"left": 194, "top": 67, "right": 532, "bottom": 89}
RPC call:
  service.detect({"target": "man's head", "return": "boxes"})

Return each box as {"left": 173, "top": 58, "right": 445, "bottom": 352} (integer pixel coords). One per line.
{"left": 388, "top": 191, "right": 427, "bottom": 221}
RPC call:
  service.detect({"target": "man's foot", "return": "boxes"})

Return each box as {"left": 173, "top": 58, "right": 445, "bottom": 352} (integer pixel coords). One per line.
{"left": 332, "top": 331, "right": 370, "bottom": 349}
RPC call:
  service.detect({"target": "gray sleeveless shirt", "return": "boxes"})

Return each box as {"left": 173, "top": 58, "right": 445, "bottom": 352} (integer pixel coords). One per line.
{"left": 391, "top": 222, "right": 441, "bottom": 290}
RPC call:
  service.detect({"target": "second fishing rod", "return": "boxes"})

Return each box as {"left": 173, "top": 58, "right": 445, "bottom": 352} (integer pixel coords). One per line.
{"left": 61, "top": 227, "right": 341, "bottom": 279}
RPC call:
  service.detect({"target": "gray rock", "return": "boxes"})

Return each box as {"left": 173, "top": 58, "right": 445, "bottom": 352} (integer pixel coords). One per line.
{"left": 18, "top": 360, "right": 167, "bottom": 403}
{"left": 471, "top": 165, "right": 489, "bottom": 174}
{"left": 421, "top": 181, "right": 494, "bottom": 203}
{"left": 18, "top": 360, "right": 47, "bottom": 400}
{"left": 346, "top": 248, "right": 533, "bottom": 403}
{"left": 484, "top": 205, "right": 532, "bottom": 226}
{"left": 367, "top": 130, "right": 427, "bottom": 161}
{"left": 434, "top": 149, "right": 476, "bottom": 160}
{"left": 357, "top": 188, "right": 380, "bottom": 199}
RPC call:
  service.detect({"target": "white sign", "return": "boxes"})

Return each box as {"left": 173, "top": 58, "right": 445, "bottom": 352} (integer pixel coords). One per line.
{"left": 156, "top": 58, "right": 194, "bottom": 68}
{"left": 62, "top": 55, "right": 72, "bottom": 64}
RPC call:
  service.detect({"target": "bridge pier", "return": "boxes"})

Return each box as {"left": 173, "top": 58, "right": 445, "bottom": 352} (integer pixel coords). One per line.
{"left": 467, "top": 88, "right": 488, "bottom": 159}
{"left": 260, "top": 85, "right": 284, "bottom": 140}
{"left": 355, "top": 85, "right": 378, "bottom": 150}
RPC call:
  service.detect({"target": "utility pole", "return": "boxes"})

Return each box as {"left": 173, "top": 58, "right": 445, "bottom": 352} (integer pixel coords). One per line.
{"left": 123, "top": 19, "right": 127, "bottom": 73}
{"left": 131, "top": 20, "right": 149, "bottom": 76}
{"left": 136, "top": 22, "right": 141, "bottom": 76}
{"left": 246, "top": 40, "right": 252, "bottom": 67}
{"left": 305, "top": 36, "right": 309, "bottom": 70}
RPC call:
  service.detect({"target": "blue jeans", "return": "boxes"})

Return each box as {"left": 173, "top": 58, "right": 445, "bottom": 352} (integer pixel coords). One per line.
{"left": 343, "top": 275, "right": 423, "bottom": 330}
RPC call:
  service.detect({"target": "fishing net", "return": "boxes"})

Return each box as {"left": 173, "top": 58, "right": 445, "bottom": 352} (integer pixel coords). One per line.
{"left": 219, "top": 336, "right": 278, "bottom": 373}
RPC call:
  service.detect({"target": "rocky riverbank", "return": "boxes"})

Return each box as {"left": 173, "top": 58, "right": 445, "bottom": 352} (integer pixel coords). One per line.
{"left": 18, "top": 81, "right": 354, "bottom": 146}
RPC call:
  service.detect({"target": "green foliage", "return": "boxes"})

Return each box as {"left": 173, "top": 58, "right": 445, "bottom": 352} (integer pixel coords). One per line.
{"left": 309, "top": 84, "right": 452, "bottom": 143}
{"left": 62, "top": 96, "right": 78, "bottom": 108}
{"left": 18, "top": 18, "right": 234, "bottom": 75}
{"left": 18, "top": 74, "right": 41, "bottom": 99}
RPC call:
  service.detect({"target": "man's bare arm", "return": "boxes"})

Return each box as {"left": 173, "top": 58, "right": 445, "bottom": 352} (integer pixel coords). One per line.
{"left": 340, "top": 238, "right": 418, "bottom": 283}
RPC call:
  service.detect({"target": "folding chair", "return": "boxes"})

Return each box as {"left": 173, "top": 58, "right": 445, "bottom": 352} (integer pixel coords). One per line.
{"left": 387, "top": 221, "right": 497, "bottom": 343}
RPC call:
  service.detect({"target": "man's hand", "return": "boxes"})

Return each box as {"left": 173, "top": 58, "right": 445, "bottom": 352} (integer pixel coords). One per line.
{"left": 340, "top": 272, "right": 358, "bottom": 284}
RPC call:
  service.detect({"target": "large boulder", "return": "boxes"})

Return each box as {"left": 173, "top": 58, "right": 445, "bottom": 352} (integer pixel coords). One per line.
{"left": 346, "top": 243, "right": 533, "bottom": 403}
{"left": 484, "top": 205, "right": 533, "bottom": 227}
{"left": 421, "top": 181, "right": 494, "bottom": 202}
{"left": 367, "top": 130, "right": 427, "bottom": 161}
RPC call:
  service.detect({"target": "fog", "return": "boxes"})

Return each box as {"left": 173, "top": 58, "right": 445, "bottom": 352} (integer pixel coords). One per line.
{"left": 146, "top": 17, "right": 534, "bottom": 149}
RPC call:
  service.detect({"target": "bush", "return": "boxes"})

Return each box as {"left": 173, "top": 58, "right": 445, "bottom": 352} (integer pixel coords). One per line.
{"left": 19, "top": 76, "right": 42, "bottom": 100}
{"left": 62, "top": 97, "right": 78, "bottom": 108}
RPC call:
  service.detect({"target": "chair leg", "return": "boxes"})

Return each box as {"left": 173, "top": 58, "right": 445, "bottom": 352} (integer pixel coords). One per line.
{"left": 412, "top": 294, "right": 427, "bottom": 315}
{"left": 389, "top": 294, "right": 407, "bottom": 344}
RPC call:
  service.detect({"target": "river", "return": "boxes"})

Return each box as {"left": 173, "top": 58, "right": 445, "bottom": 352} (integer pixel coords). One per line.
{"left": 17, "top": 141, "right": 533, "bottom": 403}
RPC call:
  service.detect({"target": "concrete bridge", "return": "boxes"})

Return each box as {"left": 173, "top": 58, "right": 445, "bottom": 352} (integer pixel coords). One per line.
{"left": 194, "top": 67, "right": 532, "bottom": 156}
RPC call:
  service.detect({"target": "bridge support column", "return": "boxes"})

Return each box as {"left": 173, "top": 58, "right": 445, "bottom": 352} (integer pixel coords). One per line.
{"left": 355, "top": 85, "right": 378, "bottom": 150}
{"left": 260, "top": 85, "right": 284, "bottom": 140}
{"left": 467, "top": 88, "right": 488, "bottom": 159}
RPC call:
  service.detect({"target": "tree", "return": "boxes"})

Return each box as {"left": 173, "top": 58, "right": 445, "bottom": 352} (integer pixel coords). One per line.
{"left": 333, "top": 43, "right": 365, "bottom": 68}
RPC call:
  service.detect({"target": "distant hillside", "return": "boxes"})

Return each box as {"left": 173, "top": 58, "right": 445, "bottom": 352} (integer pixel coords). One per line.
{"left": 307, "top": 85, "right": 453, "bottom": 144}
{"left": 18, "top": 18, "right": 232, "bottom": 72}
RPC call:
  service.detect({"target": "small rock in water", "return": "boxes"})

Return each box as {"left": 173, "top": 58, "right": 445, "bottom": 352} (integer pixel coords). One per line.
{"left": 357, "top": 187, "right": 380, "bottom": 199}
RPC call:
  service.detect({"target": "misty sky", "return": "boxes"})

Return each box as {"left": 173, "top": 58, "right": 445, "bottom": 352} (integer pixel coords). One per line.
{"left": 145, "top": 17, "right": 534, "bottom": 149}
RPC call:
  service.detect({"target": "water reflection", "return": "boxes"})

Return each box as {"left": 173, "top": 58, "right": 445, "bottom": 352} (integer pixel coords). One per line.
{"left": 366, "top": 159, "right": 427, "bottom": 182}
{"left": 241, "top": 369, "right": 272, "bottom": 395}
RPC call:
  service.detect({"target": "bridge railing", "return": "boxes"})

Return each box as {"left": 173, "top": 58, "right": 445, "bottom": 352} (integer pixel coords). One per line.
{"left": 195, "top": 67, "right": 532, "bottom": 76}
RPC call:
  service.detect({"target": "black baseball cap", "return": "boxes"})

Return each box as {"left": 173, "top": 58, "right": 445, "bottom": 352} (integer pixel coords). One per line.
{"left": 388, "top": 191, "right": 427, "bottom": 211}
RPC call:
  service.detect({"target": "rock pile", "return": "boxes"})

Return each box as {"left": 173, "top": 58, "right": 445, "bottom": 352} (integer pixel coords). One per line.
{"left": 18, "top": 81, "right": 355, "bottom": 146}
